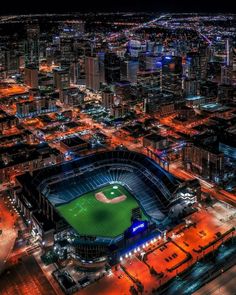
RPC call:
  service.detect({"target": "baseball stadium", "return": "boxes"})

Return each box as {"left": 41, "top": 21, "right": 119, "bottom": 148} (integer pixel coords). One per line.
{"left": 16, "top": 150, "right": 197, "bottom": 264}
{"left": 57, "top": 184, "right": 148, "bottom": 238}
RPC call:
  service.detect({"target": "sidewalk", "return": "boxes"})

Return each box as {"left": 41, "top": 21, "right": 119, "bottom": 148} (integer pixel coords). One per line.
{"left": 34, "top": 249, "right": 64, "bottom": 295}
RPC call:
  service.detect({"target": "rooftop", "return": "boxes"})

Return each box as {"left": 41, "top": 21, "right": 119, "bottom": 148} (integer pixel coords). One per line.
{"left": 61, "top": 136, "right": 87, "bottom": 148}
{"left": 200, "top": 103, "right": 230, "bottom": 113}
{"left": 144, "top": 133, "right": 166, "bottom": 142}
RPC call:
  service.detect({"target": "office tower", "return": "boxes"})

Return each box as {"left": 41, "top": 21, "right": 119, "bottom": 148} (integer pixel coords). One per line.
{"left": 24, "top": 65, "right": 38, "bottom": 88}
{"left": 199, "top": 44, "right": 210, "bottom": 80}
{"left": 45, "top": 46, "right": 54, "bottom": 66}
{"left": 53, "top": 68, "right": 70, "bottom": 91}
{"left": 128, "top": 40, "right": 141, "bottom": 59}
{"left": 101, "top": 89, "right": 115, "bottom": 109}
{"left": 60, "top": 37, "right": 74, "bottom": 69}
{"left": 226, "top": 38, "right": 232, "bottom": 67}
{"left": 221, "top": 65, "right": 232, "bottom": 85}
{"left": 139, "top": 53, "right": 162, "bottom": 72}
{"left": 185, "top": 52, "right": 201, "bottom": 80}
{"left": 183, "top": 143, "right": 224, "bottom": 182}
{"left": 98, "top": 52, "right": 105, "bottom": 84}
{"left": 104, "top": 52, "right": 121, "bottom": 84}
{"left": 137, "top": 69, "right": 162, "bottom": 95}
{"left": 24, "top": 24, "right": 40, "bottom": 68}
{"left": 162, "top": 56, "right": 183, "bottom": 97}
{"left": 110, "top": 104, "right": 130, "bottom": 118}
{"left": 200, "top": 81, "right": 218, "bottom": 98}
{"left": 85, "top": 55, "right": 100, "bottom": 91}
{"left": 60, "top": 88, "right": 84, "bottom": 106}
{"left": 218, "top": 84, "right": 234, "bottom": 103}
{"left": 183, "top": 79, "right": 199, "bottom": 97}
{"left": 220, "top": 39, "right": 233, "bottom": 85}
{"left": 121, "top": 60, "right": 139, "bottom": 83}
{"left": 2, "top": 43, "right": 21, "bottom": 75}
{"left": 70, "top": 60, "right": 80, "bottom": 85}
{"left": 115, "top": 81, "right": 132, "bottom": 104}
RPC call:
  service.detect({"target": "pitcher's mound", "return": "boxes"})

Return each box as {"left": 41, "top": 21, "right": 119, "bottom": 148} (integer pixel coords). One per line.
{"left": 95, "top": 192, "right": 127, "bottom": 204}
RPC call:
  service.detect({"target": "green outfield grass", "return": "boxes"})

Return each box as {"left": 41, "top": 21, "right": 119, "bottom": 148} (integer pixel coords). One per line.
{"left": 56, "top": 184, "right": 147, "bottom": 238}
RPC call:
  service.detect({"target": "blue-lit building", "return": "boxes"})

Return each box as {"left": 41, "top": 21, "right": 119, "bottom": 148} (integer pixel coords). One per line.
{"left": 162, "top": 56, "right": 183, "bottom": 97}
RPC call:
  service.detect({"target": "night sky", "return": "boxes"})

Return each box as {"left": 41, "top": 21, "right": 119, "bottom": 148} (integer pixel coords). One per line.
{"left": 0, "top": 0, "right": 235, "bottom": 15}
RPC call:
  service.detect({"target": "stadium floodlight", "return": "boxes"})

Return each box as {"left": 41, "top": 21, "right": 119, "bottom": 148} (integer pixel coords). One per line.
{"left": 125, "top": 254, "right": 128, "bottom": 258}
{"left": 134, "top": 248, "right": 137, "bottom": 253}
{"left": 129, "top": 252, "right": 132, "bottom": 256}
{"left": 120, "top": 256, "right": 123, "bottom": 261}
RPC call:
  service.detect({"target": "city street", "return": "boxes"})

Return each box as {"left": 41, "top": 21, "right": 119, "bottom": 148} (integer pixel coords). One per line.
{"left": 0, "top": 197, "right": 17, "bottom": 274}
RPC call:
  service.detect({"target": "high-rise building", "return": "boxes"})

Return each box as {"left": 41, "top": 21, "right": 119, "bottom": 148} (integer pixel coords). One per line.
{"left": 24, "top": 24, "right": 40, "bottom": 68}
{"left": 225, "top": 38, "right": 233, "bottom": 67}
{"left": 220, "top": 39, "right": 233, "bottom": 86}
{"left": 162, "top": 56, "right": 183, "bottom": 97}
{"left": 183, "top": 143, "right": 224, "bottom": 182}
{"left": 53, "top": 68, "right": 70, "bottom": 91}
{"left": 3, "top": 46, "right": 21, "bottom": 75}
{"left": 104, "top": 52, "right": 121, "bottom": 84}
{"left": 218, "top": 84, "right": 234, "bottom": 103}
{"left": 101, "top": 89, "right": 115, "bottom": 110}
{"left": 60, "top": 88, "right": 85, "bottom": 106}
{"left": 183, "top": 78, "right": 199, "bottom": 97}
{"left": 200, "top": 81, "right": 218, "bottom": 98}
{"left": 221, "top": 65, "right": 232, "bottom": 85}
{"left": 85, "top": 55, "right": 101, "bottom": 91}
{"left": 137, "top": 69, "right": 162, "bottom": 98}
{"left": 60, "top": 37, "right": 74, "bottom": 69}
{"left": 128, "top": 40, "right": 141, "bottom": 59}
{"left": 185, "top": 52, "right": 201, "bottom": 80}
{"left": 120, "top": 60, "right": 139, "bottom": 83}
{"left": 97, "top": 52, "right": 105, "bottom": 84}
{"left": 24, "top": 65, "right": 38, "bottom": 89}
{"left": 110, "top": 104, "right": 130, "bottom": 118}
{"left": 139, "top": 53, "right": 162, "bottom": 72}
{"left": 115, "top": 80, "right": 132, "bottom": 100}
{"left": 199, "top": 44, "right": 210, "bottom": 80}
{"left": 70, "top": 60, "right": 80, "bottom": 85}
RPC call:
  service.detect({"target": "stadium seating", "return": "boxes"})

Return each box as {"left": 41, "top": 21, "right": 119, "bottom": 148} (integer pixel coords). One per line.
{"left": 33, "top": 150, "right": 181, "bottom": 222}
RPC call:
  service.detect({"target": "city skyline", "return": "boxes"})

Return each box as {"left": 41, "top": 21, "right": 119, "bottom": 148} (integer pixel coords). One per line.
{"left": 0, "top": 11, "right": 235, "bottom": 295}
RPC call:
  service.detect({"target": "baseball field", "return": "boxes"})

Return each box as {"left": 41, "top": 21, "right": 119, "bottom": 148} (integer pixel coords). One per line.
{"left": 56, "top": 184, "right": 147, "bottom": 238}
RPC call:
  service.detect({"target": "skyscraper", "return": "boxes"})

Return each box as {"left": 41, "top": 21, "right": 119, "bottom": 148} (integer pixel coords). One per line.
{"left": 220, "top": 39, "right": 233, "bottom": 85}
{"left": 104, "top": 52, "right": 121, "bottom": 84}
{"left": 24, "top": 65, "right": 38, "bottom": 89}
{"left": 53, "top": 68, "right": 70, "bottom": 91}
{"left": 85, "top": 55, "right": 101, "bottom": 91}
{"left": 101, "top": 89, "right": 115, "bottom": 110}
{"left": 162, "top": 56, "right": 183, "bottom": 97}
{"left": 24, "top": 24, "right": 40, "bottom": 68}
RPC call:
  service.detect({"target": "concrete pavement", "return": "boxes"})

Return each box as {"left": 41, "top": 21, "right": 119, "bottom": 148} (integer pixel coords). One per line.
{"left": 193, "top": 265, "right": 236, "bottom": 295}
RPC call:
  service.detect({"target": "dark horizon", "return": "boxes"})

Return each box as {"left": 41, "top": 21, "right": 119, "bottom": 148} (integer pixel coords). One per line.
{"left": 0, "top": 0, "right": 236, "bottom": 15}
